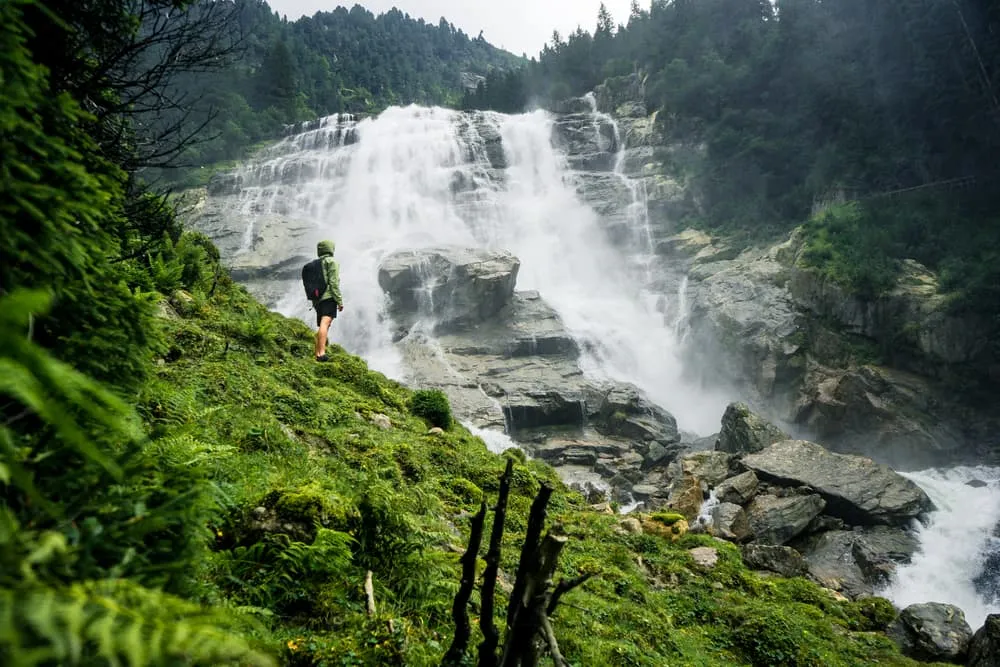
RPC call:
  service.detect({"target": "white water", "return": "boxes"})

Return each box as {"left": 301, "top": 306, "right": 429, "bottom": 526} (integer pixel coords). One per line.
{"left": 881, "top": 466, "right": 1000, "bottom": 630}
{"left": 249, "top": 104, "right": 729, "bottom": 435}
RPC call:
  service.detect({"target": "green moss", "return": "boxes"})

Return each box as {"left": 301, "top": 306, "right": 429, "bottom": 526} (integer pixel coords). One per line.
{"left": 651, "top": 511, "right": 686, "bottom": 526}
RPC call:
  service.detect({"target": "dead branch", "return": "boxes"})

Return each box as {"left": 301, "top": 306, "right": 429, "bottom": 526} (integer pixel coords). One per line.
{"left": 477, "top": 458, "right": 514, "bottom": 667}
{"left": 505, "top": 483, "right": 553, "bottom": 630}
{"left": 443, "top": 502, "right": 487, "bottom": 665}
{"left": 547, "top": 573, "right": 594, "bottom": 615}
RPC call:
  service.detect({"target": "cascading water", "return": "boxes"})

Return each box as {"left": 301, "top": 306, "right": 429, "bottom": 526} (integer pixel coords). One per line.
{"left": 238, "top": 104, "right": 729, "bottom": 435}
{"left": 880, "top": 466, "right": 1000, "bottom": 630}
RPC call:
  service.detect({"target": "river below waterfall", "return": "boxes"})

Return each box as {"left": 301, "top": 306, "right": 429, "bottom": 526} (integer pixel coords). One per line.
{"left": 190, "top": 102, "right": 1000, "bottom": 631}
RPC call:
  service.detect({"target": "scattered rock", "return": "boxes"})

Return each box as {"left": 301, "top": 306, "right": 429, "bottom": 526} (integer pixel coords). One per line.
{"left": 745, "top": 493, "right": 825, "bottom": 546}
{"left": 967, "top": 479, "right": 989, "bottom": 488}
{"left": 667, "top": 450, "right": 734, "bottom": 487}
{"left": 741, "top": 544, "right": 808, "bottom": 578}
{"left": 968, "top": 614, "right": 1000, "bottom": 667}
{"left": 589, "top": 502, "right": 615, "bottom": 514}
{"left": 887, "top": 602, "right": 974, "bottom": 663}
{"left": 689, "top": 546, "right": 719, "bottom": 570}
{"left": 716, "top": 402, "right": 789, "bottom": 455}
{"left": 711, "top": 502, "right": 750, "bottom": 542}
{"left": 630, "top": 484, "right": 659, "bottom": 500}
{"left": 156, "top": 299, "right": 181, "bottom": 321}
{"left": 642, "top": 513, "right": 689, "bottom": 541}
{"left": 371, "top": 413, "right": 392, "bottom": 430}
{"left": 715, "top": 471, "right": 759, "bottom": 505}
{"left": 741, "top": 439, "right": 934, "bottom": 525}
{"left": 621, "top": 517, "right": 643, "bottom": 535}
{"left": 427, "top": 427, "right": 444, "bottom": 435}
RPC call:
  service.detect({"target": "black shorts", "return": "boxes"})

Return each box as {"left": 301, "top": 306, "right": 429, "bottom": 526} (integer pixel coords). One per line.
{"left": 314, "top": 299, "right": 339, "bottom": 326}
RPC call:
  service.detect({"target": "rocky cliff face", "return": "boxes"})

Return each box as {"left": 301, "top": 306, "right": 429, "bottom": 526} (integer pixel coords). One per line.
{"left": 669, "top": 226, "right": 998, "bottom": 469}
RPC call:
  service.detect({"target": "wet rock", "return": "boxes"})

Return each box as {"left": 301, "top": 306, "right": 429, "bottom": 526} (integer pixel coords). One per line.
{"left": 887, "top": 602, "right": 973, "bottom": 663}
{"left": 716, "top": 402, "right": 789, "bottom": 455}
{"left": 715, "top": 471, "right": 759, "bottom": 505}
{"left": 742, "top": 439, "right": 935, "bottom": 525}
{"left": 666, "top": 450, "right": 734, "bottom": 487}
{"left": 665, "top": 474, "right": 705, "bottom": 521}
{"left": 745, "top": 493, "right": 825, "bottom": 546}
{"left": 378, "top": 246, "right": 520, "bottom": 332}
{"left": 968, "top": 614, "right": 1000, "bottom": 667}
{"left": 794, "top": 527, "right": 918, "bottom": 598}
{"left": 741, "top": 544, "right": 808, "bottom": 578}
{"left": 711, "top": 502, "right": 750, "bottom": 542}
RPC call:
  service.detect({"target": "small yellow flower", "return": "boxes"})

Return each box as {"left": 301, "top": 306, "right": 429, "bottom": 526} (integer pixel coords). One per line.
{"left": 287, "top": 640, "right": 299, "bottom": 651}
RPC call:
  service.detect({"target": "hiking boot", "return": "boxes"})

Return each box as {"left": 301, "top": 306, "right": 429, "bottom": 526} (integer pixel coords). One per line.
{"left": 315, "top": 354, "right": 330, "bottom": 362}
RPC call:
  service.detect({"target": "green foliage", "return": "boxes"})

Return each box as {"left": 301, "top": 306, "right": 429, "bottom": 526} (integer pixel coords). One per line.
{"left": 409, "top": 389, "right": 454, "bottom": 429}
{"left": 800, "top": 203, "right": 901, "bottom": 298}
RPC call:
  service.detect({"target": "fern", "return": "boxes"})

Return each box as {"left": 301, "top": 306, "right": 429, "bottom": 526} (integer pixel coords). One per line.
{"left": 0, "top": 580, "right": 275, "bottom": 666}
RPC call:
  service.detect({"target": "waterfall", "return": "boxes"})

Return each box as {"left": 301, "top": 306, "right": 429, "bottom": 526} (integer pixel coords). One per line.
{"left": 228, "top": 103, "right": 729, "bottom": 436}
{"left": 880, "top": 466, "right": 1000, "bottom": 630}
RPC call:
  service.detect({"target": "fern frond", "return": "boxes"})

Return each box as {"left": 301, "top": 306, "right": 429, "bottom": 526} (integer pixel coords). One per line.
{"left": 0, "top": 579, "right": 276, "bottom": 667}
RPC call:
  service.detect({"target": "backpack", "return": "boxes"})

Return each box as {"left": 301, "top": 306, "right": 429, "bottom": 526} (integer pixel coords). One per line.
{"left": 302, "top": 258, "right": 327, "bottom": 301}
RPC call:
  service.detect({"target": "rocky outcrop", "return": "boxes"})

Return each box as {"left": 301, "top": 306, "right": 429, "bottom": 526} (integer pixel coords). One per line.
{"left": 593, "top": 383, "right": 680, "bottom": 447}
{"left": 675, "top": 223, "right": 1000, "bottom": 468}
{"left": 378, "top": 247, "right": 520, "bottom": 334}
{"left": 789, "top": 258, "right": 991, "bottom": 368}
{"left": 715, "top": 402, "right": 789, "bottom": 455}
{"left": 968, "top": 614, "right": 1000, "bottom": 667}
{"left": 741, "top": 440, "right": 935, "bottom": 525}
{"left": 887, "top": 602, "right": 974, "bottom": 663}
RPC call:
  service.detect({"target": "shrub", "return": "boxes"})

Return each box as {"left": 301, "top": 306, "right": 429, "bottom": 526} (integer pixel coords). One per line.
{"left": 410, "top": 388, "right": 453, "bottom": 429}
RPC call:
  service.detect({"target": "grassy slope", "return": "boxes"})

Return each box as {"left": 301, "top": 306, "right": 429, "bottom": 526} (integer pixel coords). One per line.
{"left": 143, "top": 276, "right": 947, "bottom": 666}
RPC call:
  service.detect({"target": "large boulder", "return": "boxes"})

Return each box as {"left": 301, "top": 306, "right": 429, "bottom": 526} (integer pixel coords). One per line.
{"left": 378, "top": 247, "right": 520, "bottom": 333}
{"left": 666, "top": 451, "right": 734, "bottom": 487}
{"left": 715, "top": 471, "right": 759, "bottom": 505}
{"left": 711, "top": 502, "right": 750, "bottom": 542}
{"left": 745, "top": 493, "right": 825, "bottom": 546}
{"left": 715, "top": 402, "right": 789, "bottom": 455}
{"left": 794, "top": 365, "right": 967, "bottom": 469}
{"left": 887, "top": 602, "right": 974, "bottom": 663}
{"left": 741, "top": 440, "right": 934, "bottom": 525}
{"left": 741, "top": 544, "right": 808, "bottom": 578}
{"left": 794, "top": 527, "right": 919, "bottom": 599}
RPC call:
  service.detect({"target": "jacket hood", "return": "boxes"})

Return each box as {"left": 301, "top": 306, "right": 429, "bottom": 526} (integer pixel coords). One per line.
{"left": 317, "top": 240, "right": 336, "bottom": 257}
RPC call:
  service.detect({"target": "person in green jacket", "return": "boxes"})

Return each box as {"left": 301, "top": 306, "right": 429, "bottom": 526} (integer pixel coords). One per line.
{"left": 313, "top": 239, "right": 344, "bottom": 362}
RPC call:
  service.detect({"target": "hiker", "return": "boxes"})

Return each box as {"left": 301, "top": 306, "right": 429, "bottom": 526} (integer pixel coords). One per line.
{"left": 301, "top": 239, "right": 344, "bottom": 362}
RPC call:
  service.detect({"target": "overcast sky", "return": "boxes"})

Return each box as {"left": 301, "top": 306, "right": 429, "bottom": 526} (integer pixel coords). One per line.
{"left": 265, "top": 0, "right": 637, "bottom": 58}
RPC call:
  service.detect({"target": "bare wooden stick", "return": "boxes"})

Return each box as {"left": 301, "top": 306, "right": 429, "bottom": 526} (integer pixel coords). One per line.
{"left": 364, "top": 570, "right": 377, "bottom": 617}
{"left": 443, "top": 501, "right": 487, "bottom": 665}
{"left": 478, "top": 458, "right": 514, "bottom": 667}
{"left": 505, "top": 483, "right": 553, "bottom": 629}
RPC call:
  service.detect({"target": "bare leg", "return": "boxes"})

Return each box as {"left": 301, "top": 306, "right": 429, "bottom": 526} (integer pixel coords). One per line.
{"left": 315, "top": 315, "right": 333, "bottom": 358}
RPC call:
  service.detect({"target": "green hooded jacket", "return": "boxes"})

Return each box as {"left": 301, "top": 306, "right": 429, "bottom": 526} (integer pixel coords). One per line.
{"left": 316, "top": 240, "right": 343, "bottom": 304}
